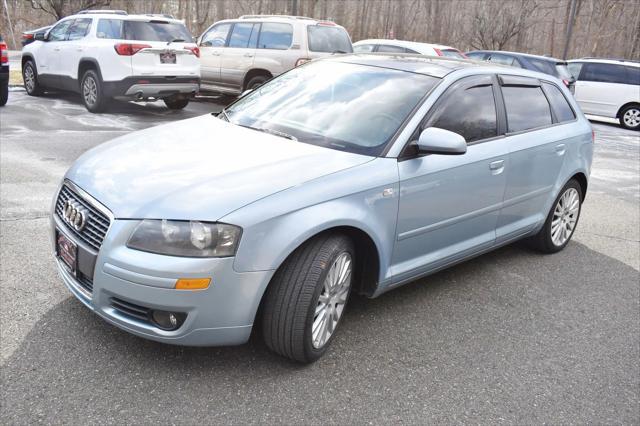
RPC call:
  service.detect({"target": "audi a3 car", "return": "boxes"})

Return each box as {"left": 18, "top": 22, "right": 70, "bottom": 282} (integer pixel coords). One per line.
{"left": 52, "top": 55, "right": 593, "bottom": 363}
{"left": 354, "top": 39, "right": 466, "bottom": 58}
{"left": 22, "top": 10, "right": 200, "bottom": 112}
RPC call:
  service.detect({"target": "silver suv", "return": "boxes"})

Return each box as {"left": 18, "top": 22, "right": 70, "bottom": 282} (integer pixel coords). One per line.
{"left": 197, "top": 15, "right": 352, "bottom": 95}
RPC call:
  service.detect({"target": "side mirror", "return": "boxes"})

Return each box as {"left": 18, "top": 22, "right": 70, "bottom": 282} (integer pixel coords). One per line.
{"left": 34, "top": 32, "right": 46, "bottom": 41}
{"left": 416, "top": 127, "right": 467, "bottom": 155}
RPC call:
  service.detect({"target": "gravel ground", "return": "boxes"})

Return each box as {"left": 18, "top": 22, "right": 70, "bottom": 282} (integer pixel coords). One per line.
{"left": 1, "top": 89, "right": 638, "bottom": 424}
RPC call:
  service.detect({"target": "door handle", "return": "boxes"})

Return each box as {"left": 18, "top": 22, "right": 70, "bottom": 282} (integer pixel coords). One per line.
{"left": 489, "top": 159, "right": 505, "bottom": 175}
{"left": 555, "top": 144, "right": 566, "bottom": 155}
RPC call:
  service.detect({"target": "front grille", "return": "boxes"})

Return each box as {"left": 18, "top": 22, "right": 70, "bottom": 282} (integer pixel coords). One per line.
{"left": 55, "top": 184, "right": 111, "bottom": 251}
{"left": 111, "top": 297, "right": 151, "bottom": 323}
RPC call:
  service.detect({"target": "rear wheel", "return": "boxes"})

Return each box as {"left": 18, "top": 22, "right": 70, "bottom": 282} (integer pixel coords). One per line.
{"left": 619, "top": 105, "right": 640, "bottom": 130}
{"left": 527, "top": 179, "right": 582, "bottom": 253}
{"left": 245, "top": 75, "right": 268, "bottom": 91}
{"left": 163, "top": 96, "right": 189, "bottom": 110}
{"left": 81, "top": 69, "right": 108, "bottom": 113}
{"left": 262, "top": 234, "right": 354, "bottom": 363}
{"left": 23, "top": 60, "right": 43, "bottom": 96}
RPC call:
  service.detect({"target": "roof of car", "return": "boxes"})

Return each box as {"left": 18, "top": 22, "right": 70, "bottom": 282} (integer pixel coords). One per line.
{"left": 67, "top": 12, "right": 184, "bottom": 23}
{"left": 568, "top": 58, "right": 640, "bottom": 67}
{"left": 325, "top": 53, "right": 491, "bottom": 78}
{"left": 219, "top": 15, "right": 341, "bottom": 26}
{"left": 354, "top": 38, "right": 457, "bottom": 53}
{"left": 467, "top": 50, "right": 566, "bottom": 63}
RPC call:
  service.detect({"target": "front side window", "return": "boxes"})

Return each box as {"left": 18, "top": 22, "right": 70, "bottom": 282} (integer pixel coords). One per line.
{"left": 67, "top": 18, "right": 92, "bottom": 41}
{"left": 502, "top": 86, "right": 552, "bottom": 132}
{"left": 48, "top": 19, "right": 73, "bottom": 41}
{"left": 225, "top": 61, "right": 439, "bottom": 156}
{"left": 353, "top": 44, "right": 375, "bottom": 53}
{"left": 228, "top": 23, "right": 258, "bottom": 48}
{"left": 200, "top": 23, "right": 231, "bottom": 47}
{"left": 376, "top": 44, "right": 406, "bottom": 53}
{"left": 542, "top": 82, "right": 575, "bottom": 122}
{"left": 581, "top": 63, "right": 627, "bottom": 84}
{"left": 258, "top": 23, "right": 293, "bottom": 50}
{"left": 307, "top": 25, "right": 352, "bottom": 53}
{"left": 427, "top": 84, "right": 497, "bottom": 143}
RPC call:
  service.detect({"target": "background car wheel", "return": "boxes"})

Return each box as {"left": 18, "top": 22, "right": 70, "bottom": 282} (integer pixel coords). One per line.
{"left": 619, "top": 105, "right": 640, "bottom": 130}
{"left": 163, "top": 97, "right": 189, "bottom": 110}
{"left": 22, "top": 60, "right": 43, "bottom": 96}
{"left": 262, "top": 233, "right": 355, "bottom": 363}
{"left": 0, "top": 81, "right": 7, "bottom": 106}
{"left": 81, "top": 69, "right": 108, "bottom": 113}
{"left": 245, "top": 75, "right": 268, "bottom": 91}
{"left": 527, "top": 179, "right": 582, "bottom": 254}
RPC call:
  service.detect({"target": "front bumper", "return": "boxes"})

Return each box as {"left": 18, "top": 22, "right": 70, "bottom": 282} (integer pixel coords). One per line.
{"left": 52, "top": 215, "right": 274, "bottom": 347}
{"left": 103, "top": 76, "right": 200, "bottom": 100}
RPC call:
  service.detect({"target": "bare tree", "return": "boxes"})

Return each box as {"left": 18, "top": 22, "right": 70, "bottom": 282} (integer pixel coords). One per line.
{"left": 467, "top": 0, "right": 542, "bottom": 50}
{"left": 29, "top": 0, "right": 112, "bottom": 19}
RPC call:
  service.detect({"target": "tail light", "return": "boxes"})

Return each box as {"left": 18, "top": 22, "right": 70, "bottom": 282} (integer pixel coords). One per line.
{"left": 562, "top": 79, "right": 570, "bottom": 87}
{"left": 433, "top": 48, "right": 443, "bottom": 56}
{"left": 22, "top": 33, "right": 34, "bottom": 41}
{"left": 114, "top": 43, "right": 151, "bottom": 56}
{"left": 184, "top": 46, "right": 200, "bottom": 58}
{"left": 295, "top": 58, "right": 311, "bottom": 67}
{"left": 0, "top": 42, "right": 8, "bottom": 65}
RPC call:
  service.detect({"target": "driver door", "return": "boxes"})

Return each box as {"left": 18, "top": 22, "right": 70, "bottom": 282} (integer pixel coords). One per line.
{"left": 38, "top": 19, "right": 74, "bottom": 79}
{"left": 392, "top": 75, "right": 509, "bottom": 283}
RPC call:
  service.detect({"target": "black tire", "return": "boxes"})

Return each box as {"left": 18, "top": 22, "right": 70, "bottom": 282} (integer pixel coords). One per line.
{"left": 245, "top": 75, "right": 268, "bottom": 91}
{"left": 22, "top": 60, "right": 43, "bottom": 96}
{"left": 619, "top": 104, "right": 640, "bottom": 131}
{"left": 262, "top": 233, "right": 355, "bottom": 363}
{"left": 81, "top": 69, "right": 108, "bottom": 113}
{"left": 527, "top": 179, "right": 583, "bottom": 253}
{"left": 0, "top": 82, "right": 7, "bottom": 106}
{"left": 163, "top": 97, "right": 189, "bottom": 110}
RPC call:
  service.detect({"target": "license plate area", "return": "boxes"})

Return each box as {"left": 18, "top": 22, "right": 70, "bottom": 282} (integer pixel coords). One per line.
{"left": 160, "top": 52, "right": 176, "bottom": 64}
{"left": 56, "top": 230, "right": 77, "bottom": 273}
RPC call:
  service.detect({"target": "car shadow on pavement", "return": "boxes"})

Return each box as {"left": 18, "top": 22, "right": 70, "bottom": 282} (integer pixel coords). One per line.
{"left": 2, "top": 241, "right": 639, "bottom": 423}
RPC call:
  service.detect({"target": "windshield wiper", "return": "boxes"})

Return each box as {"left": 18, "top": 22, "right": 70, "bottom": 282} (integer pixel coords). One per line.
{"left": 216, "top": 109, "right": 230, "bottom": 121}
{"left": 238, "top": 124, "right": 297, "bottom": 141}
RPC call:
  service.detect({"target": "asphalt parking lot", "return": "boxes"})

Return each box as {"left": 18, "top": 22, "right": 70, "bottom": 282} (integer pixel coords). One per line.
{"left": 1, "top": 89, "right": 638, "bottom": 424}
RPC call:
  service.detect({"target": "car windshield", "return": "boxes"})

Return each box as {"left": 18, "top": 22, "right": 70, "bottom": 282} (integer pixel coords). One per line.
{"left": 307, "top": 25, "right": 353, "bottom": 53}
{"left": 224, "top": 61, "right": 439, "bottom": 156}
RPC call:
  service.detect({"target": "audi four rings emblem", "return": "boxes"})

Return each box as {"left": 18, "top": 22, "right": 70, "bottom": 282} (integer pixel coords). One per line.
{"left": 63, "top": 199, "right": 88, "bottom": 231}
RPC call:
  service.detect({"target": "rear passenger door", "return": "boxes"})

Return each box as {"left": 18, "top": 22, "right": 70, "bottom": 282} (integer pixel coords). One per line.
{"left": 253, "top": 22, "right": 294, "bottom": 78}
{"left": 495, "top": 76, "right": 574, "bottom": 243}
{"left": 220, "top": 22, "right": 259, "bottom": 90}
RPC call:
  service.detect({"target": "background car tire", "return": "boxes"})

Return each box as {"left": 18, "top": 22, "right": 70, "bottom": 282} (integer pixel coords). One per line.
{"left": 0, "top": 82, "right": 7, "bottom": 106}
{"left": 81, "top": 69, "right": 108, "bottom": 113}
{"left": 163, "top": 97, "right": 189, "bottom": 110}
{"left": 619, "top": 104, "right": 640, "bottom": 131}
{"left": 245, "top": 75, "right": 268, "bottom": 91}
{"left": 527, "top": 178, "right": 582, "bottom": 254}
{"left": 262, "top": 233, "right": 355, "bottom": 363}
{"left": 22, "top": 60, "right": 43, "bottom": 96}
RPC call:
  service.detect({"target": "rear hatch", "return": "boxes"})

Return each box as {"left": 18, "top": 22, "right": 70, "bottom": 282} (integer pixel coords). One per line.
{"left": 305, "top": 22, "right": 353, "bottom": 59}
{"left": 117, "top": 19, "right": 199, "bottom": 77}
{"left": 555, "top": 62, "right": 576, "bottom": 92}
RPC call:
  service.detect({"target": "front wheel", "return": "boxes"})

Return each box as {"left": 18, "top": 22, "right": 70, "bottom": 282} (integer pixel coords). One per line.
{"left": 23, "top": 60, "right": 43, "bottom": 96}
{"left": 619, "top": 105, "right": 640, "bottom": 131}
{"left": 262, "top": 234, "right": 354, "bottom": 363}
{"left": 81, "top": 69, "right": 108, "bottom": 113}
{"left": 163, "top": 97, "right": 189, "bottom": 110}
{"left": 527, "top": 179, "right": 582, "bottom": 253}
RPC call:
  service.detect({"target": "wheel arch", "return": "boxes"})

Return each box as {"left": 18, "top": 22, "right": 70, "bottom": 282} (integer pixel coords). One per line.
{"left": 570, "top": 171, "right": 588, "bottom": 201}
{"left": 21, "top": 53, "right": 36, "bottom": 71}
{"left": 242, "top": 68, "right": 273, "bottom": 91}
{"left": 77, "top": 58, "right": 103, "bottom": 83}
{"left": 617, "top": 101, "right": 640, "bottom": 119}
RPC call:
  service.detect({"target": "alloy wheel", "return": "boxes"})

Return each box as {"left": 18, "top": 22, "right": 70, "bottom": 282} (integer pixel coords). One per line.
{"left": 551, "top": 187, "right": 580, "bottom": 246}
{"left": 623, "top": 108, "right": 640, "bottom": 128}
{"left": 312, "top": 252, "right": 352, "bottom": 349}
{"left": 24, "top": 66, "right": 35, "bottom": 92}
{"left": 83, "top": 76, "right": 97, "bottom": 106}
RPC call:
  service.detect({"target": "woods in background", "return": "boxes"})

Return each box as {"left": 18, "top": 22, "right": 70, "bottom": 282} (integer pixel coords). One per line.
{"left": 2, "top": 0, "right": 639, "bottom": 60}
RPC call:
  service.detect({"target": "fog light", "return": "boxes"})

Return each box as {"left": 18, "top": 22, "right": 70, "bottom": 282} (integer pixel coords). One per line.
{"left": 151, "top": 310, "right": 186, "bottom": 330}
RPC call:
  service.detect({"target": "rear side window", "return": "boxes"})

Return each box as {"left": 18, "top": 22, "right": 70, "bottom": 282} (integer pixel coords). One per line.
{"left": 581, "top": 63, "right": 628, "bottom": 84}
{"left": 67, "top": 18, "right": 92, "bottom": 41}
{"left": 307, "top": 25, "right": 352, "bottom": 53}
{"left": 377, "top": 44, "right": 406, "bottom": 53}
{"left": 429, "top": 85, "right": 497, "bottom": 143}
{"left": 97, "top": 19, "right": 192, "bottom": 42}
{"left": 97, "top": 19, "right": 123, "bottom": 39}
{"left": 258, "top": 23, "right": 293, "bottom": 49}
{"left": 228, "top": 23, "right": 259, "bottom": 48}
{"left": 353, "top": 44, "right": 374, "bottom": 53}
{"left": 502, "top": 86, "right": 552, "bottom": 132}
{"left": 625, "top": 66, "right": 640, "bottom": 85}
{"left": 542, "top": 82, "right": 575, "bottom": 122}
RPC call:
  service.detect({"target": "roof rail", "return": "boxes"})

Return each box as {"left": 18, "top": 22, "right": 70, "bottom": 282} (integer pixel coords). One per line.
{"left": 77, "top": 9, "right": 127, "bottom": 15}
{"left": 144, "top": 13, "right": 175, "bottom": 19}
{"left": 239, "top": 14, "right": 315, "bottom": 21}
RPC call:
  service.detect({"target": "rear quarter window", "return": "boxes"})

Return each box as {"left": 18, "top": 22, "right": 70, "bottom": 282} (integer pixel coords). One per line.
{"left": 376, "top": 44, "right": 406, "bottom": 53}
{"left": 258, "top": 23, "right": 293, "bottom": 49}
{"left": 502, "top": 86, "right": 552, "bottom": 132}
{"left": 307, "top": 25, "right": 352, "bottom": 53}
{"left": 542, "top": 82, "right": 576, "bottom": 122}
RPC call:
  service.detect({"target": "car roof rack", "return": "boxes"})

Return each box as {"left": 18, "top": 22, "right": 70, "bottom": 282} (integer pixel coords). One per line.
{"left": 77, "top": 10, "right": 127, "bottom": 15}
{"left": 239, "top": 14, "right": 315, "bottom": 21}
{"left": 143, "top": 13, "right": 175, "bottom": 19}
{"left": 579, "top": 57, "right": 640, "bottom": 64}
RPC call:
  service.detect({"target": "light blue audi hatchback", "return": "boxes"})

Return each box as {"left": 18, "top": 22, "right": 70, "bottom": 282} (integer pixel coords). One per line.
{"left": 52, "top": 55, "right": 593, "bottom": 362}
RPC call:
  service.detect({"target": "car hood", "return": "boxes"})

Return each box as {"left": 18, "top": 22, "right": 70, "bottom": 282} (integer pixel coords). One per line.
{"left": 66, "top": 114, "right": 373, "bottom": 221}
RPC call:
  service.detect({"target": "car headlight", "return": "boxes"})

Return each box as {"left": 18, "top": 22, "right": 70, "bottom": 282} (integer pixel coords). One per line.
{"left": 127, "top": 220, "right": 242, "bottom": 257}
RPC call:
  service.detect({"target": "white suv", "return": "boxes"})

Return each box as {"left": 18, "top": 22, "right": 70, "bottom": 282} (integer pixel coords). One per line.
{"left": 567, "top": 58, "right": 640, "bottom": 130}
{"left": 197, "top": 15, "right": 352, "bottom": 95}
{"left": 21, "top": 10, "right": 200, "bottom": 112}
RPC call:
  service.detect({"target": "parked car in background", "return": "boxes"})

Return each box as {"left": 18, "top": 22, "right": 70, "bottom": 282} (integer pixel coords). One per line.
{"left": 21, "top": 25, "right": 52, "bottom": 46}
{"left": 354, "top": 39, "right": 466, "bottom": 58}
{"left": 197, "top": 15, "right": 353, "bottom": 95}
{"left": 465, "top": 50, "right": 575, "bottom": 92}
{"left": 52, "top": 55, "right": 592, "bottom": 363}
{"left": 22, "top": 10, "right": 200, "bottom": 112}
{"left": 0, "top": 35, "right": 8, "bottom": 106}
{"left": 567, "top": 58, "right": 640, "bottom": 130}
